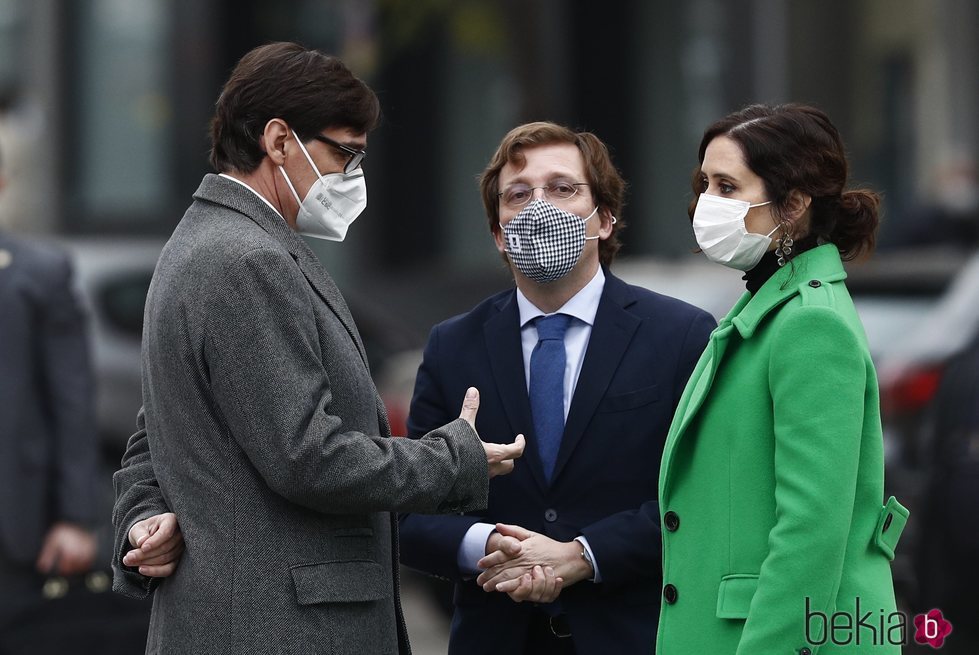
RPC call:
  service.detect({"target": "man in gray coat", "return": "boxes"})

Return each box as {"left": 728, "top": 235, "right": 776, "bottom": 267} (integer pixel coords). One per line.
{"left": 111, "top": 42, "right": 523, "bottom": 654}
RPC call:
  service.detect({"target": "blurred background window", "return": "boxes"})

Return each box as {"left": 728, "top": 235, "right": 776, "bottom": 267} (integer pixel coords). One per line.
{"left": 69, "top": 0, "right": 173, "bottom": 230}
{"left": 0, "top": 0, "right": 26, "bottom": 104}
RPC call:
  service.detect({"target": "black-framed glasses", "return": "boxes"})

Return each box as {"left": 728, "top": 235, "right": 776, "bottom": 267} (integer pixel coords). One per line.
{"left": 312, "top": 134, "right": 367, "bottom": 174}
{"left": 498, "top": 180, "right": 588, "bottom": 209}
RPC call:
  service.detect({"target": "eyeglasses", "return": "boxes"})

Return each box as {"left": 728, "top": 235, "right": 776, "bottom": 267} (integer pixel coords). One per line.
{"left": 498, "top": 180, "right": 588, "bottom": 209}
{"left": 312, "top": 134, "right": 367, "bottom": 174}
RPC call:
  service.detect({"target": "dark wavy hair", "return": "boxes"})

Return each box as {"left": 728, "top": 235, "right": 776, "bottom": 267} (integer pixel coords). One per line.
{"left": 209, "top": 42, "right": 380, "bottom": 173}
{"left": 689, "top": 103, "right": 880, "bottom": 260}
{"left": 480, "top": 121, "right": 627, "bottom": 267}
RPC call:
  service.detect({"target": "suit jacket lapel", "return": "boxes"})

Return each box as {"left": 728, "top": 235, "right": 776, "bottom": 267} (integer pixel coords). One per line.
{"left": 552, "top": 274, "right": 640, "bottom": 483}
{"left": 483, "top": 291, "right": 549, "bottom": 491}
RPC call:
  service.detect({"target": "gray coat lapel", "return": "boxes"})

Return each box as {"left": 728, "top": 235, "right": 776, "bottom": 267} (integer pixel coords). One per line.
{"left": 293, "top": 251, "right": 370, "bottom": 369}
{"left": 191, "top": 175, "right": 391, "bottom": 437}
{"left": 192, "top": 174, "right": 370, "bottom": 368}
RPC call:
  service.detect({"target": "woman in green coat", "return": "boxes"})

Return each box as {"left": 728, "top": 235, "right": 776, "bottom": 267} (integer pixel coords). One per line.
{"left": 657, "top": 104, "right": 909, "bottom": 655}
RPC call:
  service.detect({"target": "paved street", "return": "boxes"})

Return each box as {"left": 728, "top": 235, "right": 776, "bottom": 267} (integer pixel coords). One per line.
{"left": 401, "top": 569, "right": 451, "bottom": 655}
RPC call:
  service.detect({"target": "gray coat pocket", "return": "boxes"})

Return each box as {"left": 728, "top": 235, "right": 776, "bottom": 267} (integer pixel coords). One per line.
{"left": 290, "top": 560, "right": 390, "bottom": 605}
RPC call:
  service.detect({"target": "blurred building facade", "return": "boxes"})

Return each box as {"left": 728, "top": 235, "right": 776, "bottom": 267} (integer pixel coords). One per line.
{"left": 0, "top": 0, "right": 975, "bottom": 289}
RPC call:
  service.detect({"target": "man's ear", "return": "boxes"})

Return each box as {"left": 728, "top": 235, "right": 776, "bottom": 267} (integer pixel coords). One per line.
{"left": 597, "top": 207, "right": 616, "bottom": 240}
{"left": 261, "top": 119, "right": 290, "bottom": 166}
{"left": 493, "top": 224, "right": 507, "bottom": 255}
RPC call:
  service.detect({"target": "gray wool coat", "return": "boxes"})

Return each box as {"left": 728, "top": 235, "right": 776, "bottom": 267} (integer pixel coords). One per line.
{"left": 111, "top": 174, "right": 488, "bottom": 655}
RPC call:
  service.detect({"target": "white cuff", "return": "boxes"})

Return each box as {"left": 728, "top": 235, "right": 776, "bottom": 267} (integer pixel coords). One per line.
{"left": 574, "top": 536, "right": 602, "bottom": 583}
{"left": 457, "top": 522, "right": 497, "bottom": 576}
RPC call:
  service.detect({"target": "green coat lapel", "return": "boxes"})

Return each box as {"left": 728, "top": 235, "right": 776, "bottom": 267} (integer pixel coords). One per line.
{"left": 659, "top": 245, "right": 848, "bottom": 499}
{"left": 659, "top": 295, "right": 745, "bottom": 499}
{"left": 729, "top": 244, "right": 848, "bottom": 339}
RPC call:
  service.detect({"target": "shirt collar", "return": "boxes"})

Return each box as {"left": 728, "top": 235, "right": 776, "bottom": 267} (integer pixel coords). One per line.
{"left": 218, "top": 173, "right": 285, "bottom": 220}
{"left": 516, "top": 266, "right": 606, "bottom": 328}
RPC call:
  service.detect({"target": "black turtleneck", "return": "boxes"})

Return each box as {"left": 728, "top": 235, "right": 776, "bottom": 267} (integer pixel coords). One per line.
{"left": 743, "top": 250, "right": 781, "bottom": 294}
{"left": 742, "top": 236, "right": 820, "bottom": 294}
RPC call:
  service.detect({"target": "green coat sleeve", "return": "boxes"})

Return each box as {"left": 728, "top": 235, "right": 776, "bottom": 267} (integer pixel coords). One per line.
{"left": 736, "top": 306, "right": 867, "bottom": 654}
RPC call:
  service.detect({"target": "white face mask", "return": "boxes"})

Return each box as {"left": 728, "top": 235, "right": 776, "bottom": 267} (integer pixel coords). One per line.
{"left": 278, "top": 132, "right": 367, "bottom": 241}
{"left": 692, "top": 193, "right": 778, "bottom": 271}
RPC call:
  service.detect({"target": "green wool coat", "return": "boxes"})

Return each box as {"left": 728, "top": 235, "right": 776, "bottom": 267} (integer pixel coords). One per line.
{"left": 657, "top": 244, "right": 909, "bottom": 655}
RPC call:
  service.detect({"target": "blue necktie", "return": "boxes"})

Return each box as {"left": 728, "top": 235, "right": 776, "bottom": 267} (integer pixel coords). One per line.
{"left": 530, "top": 314, "right": 572, "bottom": 482}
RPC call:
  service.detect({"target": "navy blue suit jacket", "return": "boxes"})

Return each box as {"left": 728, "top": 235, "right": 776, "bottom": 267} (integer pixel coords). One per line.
{"left": 399, "top": 270, "right": 715, "bottom": 654}
{"left": 0, "top": 233, "right": 97, "bottom": 565}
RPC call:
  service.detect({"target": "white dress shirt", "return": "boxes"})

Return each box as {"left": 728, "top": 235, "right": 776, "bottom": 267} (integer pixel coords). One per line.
{"left": 457, "top": 267, "right": 606, "bottom": 580}
{"left": 218, "top": 173, "right": 285, "bottom": 220}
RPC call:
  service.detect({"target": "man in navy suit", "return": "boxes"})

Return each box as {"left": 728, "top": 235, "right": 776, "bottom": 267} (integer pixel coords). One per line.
{"left": 398, "top": 122, "right": 716, "bottom": 654}
{"left": 0, "top": 182, "right": 99, "bottom": 646}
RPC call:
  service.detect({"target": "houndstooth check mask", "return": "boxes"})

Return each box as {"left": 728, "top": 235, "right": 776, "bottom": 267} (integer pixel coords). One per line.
{"left": 500, "top": 199, "right": 599, "bottom": 283}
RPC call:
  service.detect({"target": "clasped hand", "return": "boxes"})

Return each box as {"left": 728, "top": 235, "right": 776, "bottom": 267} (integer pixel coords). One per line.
{"left": 123, "top": 512, "right": 184, "bottom": 577}
{"left": 36, "top": 522, "right": 97, "bottom": 576}
{"left": 475, "top": 523, "right": 594, "bottom": 604}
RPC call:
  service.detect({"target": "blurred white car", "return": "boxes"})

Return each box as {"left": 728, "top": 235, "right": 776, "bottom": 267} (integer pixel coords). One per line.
{"left": 613, "top": 253, "right": 745, "bottom": 321}
{"left": 615, "top": 249, "right": 966, "bottom": 365}
{"left": 61, "top": 236, "right": 425, "bottom": 452}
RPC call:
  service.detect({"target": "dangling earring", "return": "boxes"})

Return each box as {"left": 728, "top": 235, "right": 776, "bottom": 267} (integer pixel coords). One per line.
{"left": 775, "top": 223, "right": 794, "bottom": 267}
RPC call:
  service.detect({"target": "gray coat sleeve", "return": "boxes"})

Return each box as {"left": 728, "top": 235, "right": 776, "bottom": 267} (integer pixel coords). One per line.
{"left": 110, "top": 407, "right": 167, "bottom": 598}
{"left": 204, "top": 247, "right": 489, "bottom": 516}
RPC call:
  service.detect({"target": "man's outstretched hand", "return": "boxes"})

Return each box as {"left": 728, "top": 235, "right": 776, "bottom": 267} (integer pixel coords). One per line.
{"left": 459, "top": 387, "right": 525, "bottom": 478}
